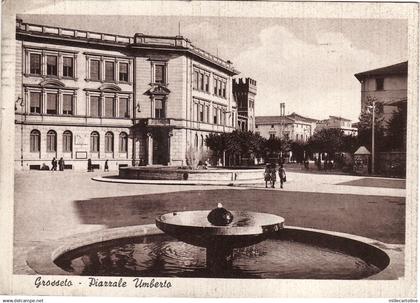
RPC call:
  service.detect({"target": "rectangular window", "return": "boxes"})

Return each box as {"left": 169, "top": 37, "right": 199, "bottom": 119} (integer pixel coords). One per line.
{"left": 118, "top": 98, "right": 129, "bottom": 118}
{"left": 206, "top": 105, "right": 210, "bottom": 123}
{"left": 205, "top": 75, "right": 210, "bottom": 92}
{"left": 119, "top": 63, "right": 129, "bottom": 82}
{"left": 104, "top": 97, "right": 114, "bottom": 117}
{"left": 199, "top": 73, "right": 204, "bottom": 91}
{"left": 199, "top": 104, "right": 204, "bottom": 122}
{"left": 222, "top": 82, "right": 226, "bottom": 98}
{"left": 376, "top": 78, "right": 384, "bottom": 91}
{"left": 214, "top": 79, "right": 218, "bottom": 95}
{"left": 90, "top": 60, "right": 100, "bottom": 81}
{"left": 155, "top": 99, "right": 165, "bottom": 118}
{"left": 63, "top": 95, "right": 73, "bottom": 115}
{"left": 155, "top": 64, "right": 165, "bottom": 84}
{"left": 213, "top": 107, "right": 217, "bottom": 124}
{"left": 46, "top": 93, "right": 57, "bottom": 114}
{"left": 63, "top": 57, "right": 74, "bottom": 77}
{"left": 30, "top": 54, "right": 41, "bottom": 75}
{"left": 30, "top": 92, "right": 41, "bottom": 113}
{"left": 105, "top": 61, "right": 115, "bottom": 82}
{"left": 193, "top": 103, "right": 198, "bottom": 121}
{"left": 46, "top": 55, "right": 58, "bottom": 76}
{"left": 193, "top": 71, "right": 199, "bottom": 90}
{"left": 90, "top": 96, "right": 100, "bottom": 117}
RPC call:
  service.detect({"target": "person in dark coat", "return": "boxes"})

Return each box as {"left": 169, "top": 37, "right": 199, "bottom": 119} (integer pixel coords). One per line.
{"left": 88, "top": 158, "right": 92, "bottom": 172}
{"left": 270, "top": 163, "right": 277, "bottom": 188}
{"left": 104, "top": 160, "right": 109, "bottom": 172}
{"left": 264, "top": 163, "right": 271, "bottom": 188}
{"left": 51, "top": 157, "right": 57, "bottom": 172}
{"left": 279, "top": 164, "right": 287, "bottom": 189}
{"left": 58, "top": 157, "right": 64, "bottom": 171}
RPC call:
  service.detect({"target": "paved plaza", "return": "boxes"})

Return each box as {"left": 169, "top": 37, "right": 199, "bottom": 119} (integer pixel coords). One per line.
{"left": 14, "top": 170, "right": 405, "bottom": 274}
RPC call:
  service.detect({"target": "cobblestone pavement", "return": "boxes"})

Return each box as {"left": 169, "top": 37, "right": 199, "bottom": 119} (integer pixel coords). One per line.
{"left": 13, "top": 170, "right": 406, "bottom": 274}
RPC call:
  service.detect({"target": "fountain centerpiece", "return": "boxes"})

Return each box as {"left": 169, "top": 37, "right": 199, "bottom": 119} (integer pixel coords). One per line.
{"left": 155, "top": 204, "right": 285, "bottom": 275}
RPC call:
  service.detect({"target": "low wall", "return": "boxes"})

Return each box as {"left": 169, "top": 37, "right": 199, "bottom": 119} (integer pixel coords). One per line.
{"left": 119, "top": 167, "right": 264, "bottom": 181}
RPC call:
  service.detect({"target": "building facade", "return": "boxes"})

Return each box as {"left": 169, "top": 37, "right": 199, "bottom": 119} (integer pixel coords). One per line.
{"left": 15, "top": 19, "right": 239, "bottom": 170}
{"left": 354, "top": 61, "right": 407, "bottom": 122}
{"left": 255, "top": 112, "right": 317, "bottom": 141}
{"left": 232, "top": 78, "right": 257, "bottom": 132}
{"left": 315, "top": 116, "right": 358, "bottom": 136}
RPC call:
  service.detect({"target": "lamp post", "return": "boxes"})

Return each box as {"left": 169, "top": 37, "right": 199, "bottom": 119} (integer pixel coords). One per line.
{"left": 370, "top": 101, "right": 376, "bottom": 174}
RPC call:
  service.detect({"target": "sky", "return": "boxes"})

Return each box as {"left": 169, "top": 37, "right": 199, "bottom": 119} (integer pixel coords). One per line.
{"left": 20, "top": 15, "right": 407, "bottom": 121}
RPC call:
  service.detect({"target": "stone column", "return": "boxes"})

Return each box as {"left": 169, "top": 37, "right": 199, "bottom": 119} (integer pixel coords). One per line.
{"left": 147, "top": 132, "right": 153, "bottom": 165}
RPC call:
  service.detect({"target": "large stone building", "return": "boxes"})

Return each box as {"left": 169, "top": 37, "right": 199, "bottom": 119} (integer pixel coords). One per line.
{"left": 232, "top": 78, "right": 257, "bottom": 132}
{"left": 255, "top": 112, "right": 317, "bottom": 141}
{"left": 354, "top": 61, "right": 407, "bottom": 122}
{"left": 15, "top": 19, "right": 241, "bottom": 170}
{"left": 315, "top": 116, "right": 358, "bottom": 136}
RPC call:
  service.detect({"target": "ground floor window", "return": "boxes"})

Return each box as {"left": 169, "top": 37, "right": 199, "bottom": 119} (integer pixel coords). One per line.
{"left": 46, "top": 130, "right": 57, "bottom": 152}
{"left": 90, "top": 131, "right": 100, "bottom": 152}
{"left": 119, "top": 132, "right": 128, "bottom": 153}
{"left": 63, "top": 130, "right": 72, "bottom": 152}
{"left": 105, "top": 132, "right": 114, "bottom": 153}
{"left": 30, "top": 130, "right": 40, "bottom": 152}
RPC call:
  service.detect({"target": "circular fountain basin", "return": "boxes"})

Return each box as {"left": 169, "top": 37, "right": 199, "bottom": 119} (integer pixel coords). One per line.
{"left": 119, "top": 166, "right": 264, "bottom": 181}
{"left": 156, "top": 210, "right": 284, "bottom": 248}
{"left": 27, "top": 225, "right": 398, "bottom": 279}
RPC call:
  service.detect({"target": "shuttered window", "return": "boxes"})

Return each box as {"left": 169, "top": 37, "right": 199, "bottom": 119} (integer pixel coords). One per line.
{"left": 46, "top": 56, "right": 57, "bottom": 76}
{"left": 118, "top": 98, "right": 128, "bottom": 118}
{"left": 90, "top": 96, "right": 100, "bottom": 117}
{"left": 46, "top": 94, "right": 57, "bottom": 115}
{"left": 63, "top": 95, "right": 73, "bottom": 115}
{"left": 90, "top": 60, "right": 100, "bottom": 80}
{"left": 63, "top": 57, "right": 73, "bottom": 77}
{"left": 105, "top": 62, "right": 115, "bottom": 82}
{"left": 30, "top": 92, "right": 41, "bottom": 113}
{"left": 30, "top": 54, "right": 41, "bottom": 75}
{"left": 104, "top": 97, "right": 114, "bottom": 117}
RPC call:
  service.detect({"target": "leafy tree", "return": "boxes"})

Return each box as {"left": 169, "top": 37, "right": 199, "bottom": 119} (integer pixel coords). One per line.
{"left": 384, "top": 103, "right": 407, "bottom": 151}
{"left": 307, "top": 128, "right": 344, "bottom": 158}
{"left": 290, "top": 140, "right": 306, "bottom": 163}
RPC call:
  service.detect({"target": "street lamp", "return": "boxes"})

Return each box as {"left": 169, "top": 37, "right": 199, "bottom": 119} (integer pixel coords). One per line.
{"left": 368, "top": 101, "right": 376, "bottom": 174}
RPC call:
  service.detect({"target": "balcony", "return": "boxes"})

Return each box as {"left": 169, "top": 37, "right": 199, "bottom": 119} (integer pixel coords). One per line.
{"left": 146, "top": 118, "right": 171, "bottom": 127}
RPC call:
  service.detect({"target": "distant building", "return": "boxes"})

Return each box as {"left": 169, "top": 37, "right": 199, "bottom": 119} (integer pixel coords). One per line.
{"left": 232, "top": 78, "right": 257, "bottom": 132}
{"left": 255, "top": 112, "right": 317, "bottom": 141}
{"left": 354, "top": 61, "right": 407, "bottom": 122}
{"left": 315, "top": 116, "right": 358, "bottom": 136}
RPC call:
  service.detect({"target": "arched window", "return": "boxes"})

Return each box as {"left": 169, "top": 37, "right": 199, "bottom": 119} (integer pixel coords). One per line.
{"left": 30, "top": 130, "right": 40, "bottom": 152}
{"left": 105, "top": 132, "right": 114, "bottom": 153}
{"left": 46, "top": 130, "right": 57, "bottom": 152}
{"left": 119, "top": 132, "right": 128, "bottom": 153}
{"left": 63, "top": 131, "right": 72, "bottom": 153}
{"left": 90, "top": 131, "right": 99, "bottom": 152}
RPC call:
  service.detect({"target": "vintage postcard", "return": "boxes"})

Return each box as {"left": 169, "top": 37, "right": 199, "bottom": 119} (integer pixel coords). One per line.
{"left": 0, "top": 0, "right": 418, "bottom": 300}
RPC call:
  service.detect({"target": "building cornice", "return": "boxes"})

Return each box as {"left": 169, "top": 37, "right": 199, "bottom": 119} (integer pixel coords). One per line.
{"left": 16, "top": 20, "right": 239, "bottom": 76}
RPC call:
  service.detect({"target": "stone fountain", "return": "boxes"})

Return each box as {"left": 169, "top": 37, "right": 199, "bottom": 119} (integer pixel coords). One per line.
{"left": 155, "top": 203, "right": 285, "bottom": 275}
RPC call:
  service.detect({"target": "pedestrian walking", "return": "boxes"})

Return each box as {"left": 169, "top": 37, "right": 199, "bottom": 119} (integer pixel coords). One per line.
{"left": 104, "top": 160, "right": 109, "bottom": 172}
{"left": 58, "top": 157, "right": 64, "bottom": 171}
{"left": 87, "top": 158, "right": 92, "bottom": 172}
{"left": 279, "top": 164, "right": 287, "bottom": 189}
{"left": 51, "top": 157, "right": 57, "bottom": 172}
{"left": 264, "top": 163, "right": 271, "bottom": 188}
{"left": 270, "top": 163, "right": 277, "bottom": 188}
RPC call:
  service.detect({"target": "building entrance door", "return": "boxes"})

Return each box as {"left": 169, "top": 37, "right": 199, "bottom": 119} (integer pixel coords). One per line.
{"left": 152, "top": 129, "right": 169, "bottom": 165}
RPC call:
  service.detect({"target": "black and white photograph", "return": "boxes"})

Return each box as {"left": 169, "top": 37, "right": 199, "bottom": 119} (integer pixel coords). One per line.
{"left": 0, "top": 0, "right": 418, "bottom": 300}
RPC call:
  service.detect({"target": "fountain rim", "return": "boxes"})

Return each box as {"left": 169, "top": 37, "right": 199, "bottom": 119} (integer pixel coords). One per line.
{"left": 155, "top": 210, "right": 285, "bottom": 235}
{"left": 25, "top": 223, "right": 401, "bottom": 280}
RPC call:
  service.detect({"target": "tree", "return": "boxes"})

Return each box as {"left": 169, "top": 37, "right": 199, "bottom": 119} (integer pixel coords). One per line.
{"left": 290, "top": 140, "right": 306, "bottom": 163}
{"left": 384, "top": 103, "right": 407, "bottom": 151}
{"left": 307, "top": 128, "right": 344, "bottom": 158}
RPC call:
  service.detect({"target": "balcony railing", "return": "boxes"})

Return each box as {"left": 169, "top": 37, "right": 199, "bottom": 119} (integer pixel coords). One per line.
{"left": 147, "top": 118, "right": 171, "bottom": 127}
